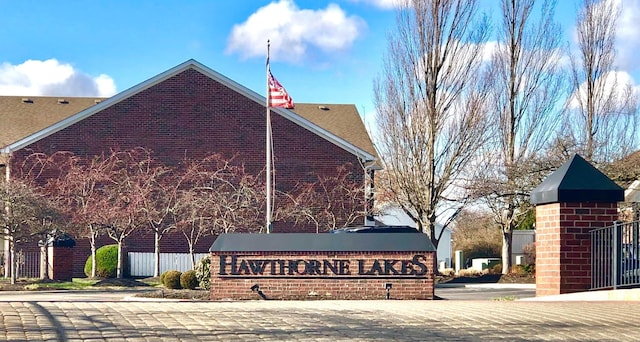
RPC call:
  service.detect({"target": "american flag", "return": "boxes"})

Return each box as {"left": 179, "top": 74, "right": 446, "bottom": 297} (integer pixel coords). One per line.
{"left": 268, "top": 70, "right": 294, "bottom": 109}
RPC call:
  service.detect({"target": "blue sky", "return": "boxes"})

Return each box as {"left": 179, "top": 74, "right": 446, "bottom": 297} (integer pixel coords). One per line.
{"left": 1, "top": 0, "right": 639, "bottom": 132}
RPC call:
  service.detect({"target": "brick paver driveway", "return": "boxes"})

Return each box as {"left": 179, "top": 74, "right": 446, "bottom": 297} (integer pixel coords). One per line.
{"left": 1, "top": 300, "right": 639, "bottom": 341}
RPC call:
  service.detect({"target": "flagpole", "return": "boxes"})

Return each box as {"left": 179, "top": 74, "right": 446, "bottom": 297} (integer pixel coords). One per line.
{"left": 265, "top": 40, "right": 272, "bottom": 234}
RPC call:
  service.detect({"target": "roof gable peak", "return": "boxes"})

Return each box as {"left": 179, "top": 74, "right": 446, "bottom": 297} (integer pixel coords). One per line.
{"left": 2, "top": 60, "right": 375, "bottom": 162}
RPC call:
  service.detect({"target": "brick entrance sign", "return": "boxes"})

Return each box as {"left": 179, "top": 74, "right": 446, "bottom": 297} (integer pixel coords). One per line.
{"left": 531, "top": 154, "right": 623, "bottom": 296}
{"left": 209, "top": 233, "right": 436, "bottom": 300}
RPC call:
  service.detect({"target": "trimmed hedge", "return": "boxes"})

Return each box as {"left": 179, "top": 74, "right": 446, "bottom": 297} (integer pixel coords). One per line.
{"left": 84, "top": 244, "right": 118, "bottom": 278}
{"left": 160, "top": 270, "right": 169, "bottom": 284}
{"left": 180, "top": 270, "right": 198, "bottom": 290}
{"left": 163, "top": 270, "right": 182, "bottom": 289}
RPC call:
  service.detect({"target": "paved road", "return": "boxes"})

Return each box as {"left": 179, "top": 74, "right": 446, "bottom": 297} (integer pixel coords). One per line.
{"left": 0, "top": 286, "right": 535, "bottom": 302}
{"left": 435, "top": 284, "right": 536, "bottom": 300}
{"left": 1, "top": 297, "right": 640, "bottom": 341}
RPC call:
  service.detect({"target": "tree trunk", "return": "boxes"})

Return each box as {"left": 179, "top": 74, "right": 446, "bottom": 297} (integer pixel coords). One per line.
{"left": 502, "top": 229, "right": 513, "bottom": 274}
{"left": 40, "top": 244, "right": 49, "bottom": 280}
{"left": 189, "top": 241, "right": 195, "bottom": 270}
{"left": 117, "top": 241, "right": 123, "bottom": 278}
{"left": 3, "top": 239, "right": 8, "bottom": 279}
{"left": 9, "top": 243, "right": 16, "bottom": 285}
{"left": 154, "top": 230, "right": 160, "bottom": 277}
{"left": 90, "top": 232, "right": 97, "bottom": 278}
{"left": 425, "top": 220, "right": 441, "bottom": 276}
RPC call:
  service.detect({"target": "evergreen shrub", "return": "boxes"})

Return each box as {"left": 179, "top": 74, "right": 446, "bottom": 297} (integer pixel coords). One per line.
{"left": 160, "top": 270, "right": 169, "bottom": 284}
{"left": 163, "top": 270, "right": 182, "bottom": 289}
{"left": 195, "top": 256, "right": 211, "bottom": 290}
{"left": 84, "top": 244, "right": 119, "bottom": 278}
{"left": 180, "top": 270, "right": 198, "bottom": 290}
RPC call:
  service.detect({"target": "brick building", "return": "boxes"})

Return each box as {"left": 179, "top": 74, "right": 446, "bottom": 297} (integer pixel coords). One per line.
{"left": 0, "top": 60, "right": 379, "bottom": 277}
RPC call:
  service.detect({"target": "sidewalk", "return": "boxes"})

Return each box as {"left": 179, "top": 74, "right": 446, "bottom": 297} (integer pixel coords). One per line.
{"left": 523, "top": 287, "right": 640, "bottom": 301}
{"left": 2, "top": 299, "right": 640, "bottom": 341}
{"left": 438, "top": 282, "right": 640, "bottom": 301}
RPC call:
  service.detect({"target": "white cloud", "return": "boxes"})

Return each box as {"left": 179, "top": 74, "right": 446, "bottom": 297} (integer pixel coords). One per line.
{"left": 348, "top": 0, "right": 403, "bottom": 10}
{"left": 226, "top": 0, "right": 366, "bottom": 63}
{"left": 482, "top": 41, "right": 498, "bottom": 63}
{"left": 0, "top": 59, "right": 117, "bottom": 97}
{"left": 615, "top": 0, "right": 640, "bottom": 71}
{"left": 567, "top": 70, "right": 640, "bottom": 109}
{"left": 571, "top": 0, "right": 640, "bottom": 72}
{"left": 488, "top": 39, "right": 568, "bottom": 72}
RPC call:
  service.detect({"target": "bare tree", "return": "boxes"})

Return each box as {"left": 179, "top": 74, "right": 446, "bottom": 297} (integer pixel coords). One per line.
{"left": 477, "top": 0, "right": 564, "bottom": 274}
{"left": 188, "top": 155, "right": 263, "bottom": 234}
{"left": 567, "top": 0, "right": 637, "bottom": 163}
{"left": 211, "top": 173, "right": 263, "bottom": 234}
{"left": 95, "top": 149, "right": 151, "bottom": 278}
{"left": 0, "top": 179, "right": 62, "bottom": 284}
{"left": 293, "top": 165, "right": 366, "bottom": 233}
{"left": 30, "top": 195, "right": 66, "bottom": 280}
{"left": 175, "top": 155, "right": 264, "bottom": 267}
{"left": 136, "top": 157, "right": 180, "bottom": 278}
{"left": 452, "top": 209, "right": 502, "bottom": 264}
{"left": 36, "top": 152, "right": 113, "bottom": 278}
{"left": 374, "top": 0, "right": 491, "bottom": 250}
{"left": 174, "top": 188, "right": 214, "bottom": 269}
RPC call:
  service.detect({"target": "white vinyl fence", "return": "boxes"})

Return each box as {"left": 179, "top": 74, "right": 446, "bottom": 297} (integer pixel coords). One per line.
{"left": 128, "top": 252, "right": 209, "bottom": 277}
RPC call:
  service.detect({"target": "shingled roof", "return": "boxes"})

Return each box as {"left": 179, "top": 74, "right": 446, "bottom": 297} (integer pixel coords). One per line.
{"left": 0, "top": 96, "right": 105, "bottom": 149}
{"left": 0, "top": 60, "right": 378, "bottom": 165}
{"left": 0, "top": 98, "right": 377, "bottom": 161}
{"left": 292, "top": 103, "right": 378, "bottom": 163}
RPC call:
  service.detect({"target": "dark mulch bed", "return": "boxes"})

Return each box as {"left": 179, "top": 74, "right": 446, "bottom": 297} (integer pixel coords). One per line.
{"left": 140, "top": 289, "right": 209, "bottom": 300}
{"left": 497, "top": 273, "right": 536, "bottom": 283}
{"left": 89, "top": 277, "right": 209, "bottom": 300}
{"left": 93, "top": 278, "right": 151, "bottom": 287}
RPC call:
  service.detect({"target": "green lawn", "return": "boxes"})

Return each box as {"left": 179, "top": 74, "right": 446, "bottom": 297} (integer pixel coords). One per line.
{"left": 22, "top": 278, "right": 99, "bottom": 290}
{"left": 0, "top": 277, "right": 161, "bottom": 291}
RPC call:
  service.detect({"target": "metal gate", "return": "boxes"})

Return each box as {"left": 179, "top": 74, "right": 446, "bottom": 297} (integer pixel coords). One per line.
{"left": 15, "top": 250, "right": 41, "bottom": 279}
{"left": 591, "top": 221, "right": 640, "bottom": 290}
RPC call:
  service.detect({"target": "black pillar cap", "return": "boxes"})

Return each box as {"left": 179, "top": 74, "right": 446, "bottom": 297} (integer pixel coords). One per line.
{"left": 530, "top": 154, "right": 624, "bottom": 205}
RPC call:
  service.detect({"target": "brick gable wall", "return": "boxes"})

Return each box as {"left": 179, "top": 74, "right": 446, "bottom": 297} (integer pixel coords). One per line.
{"left": 10, "top": 68, "right": 366, "bottom": 277}
{"left": 13, "top": 69, "right": 362, "bottom": 180}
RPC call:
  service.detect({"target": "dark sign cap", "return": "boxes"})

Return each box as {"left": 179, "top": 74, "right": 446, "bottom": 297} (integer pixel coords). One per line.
{"left": 210, "top": 233, "right": 436, "bottom": 252}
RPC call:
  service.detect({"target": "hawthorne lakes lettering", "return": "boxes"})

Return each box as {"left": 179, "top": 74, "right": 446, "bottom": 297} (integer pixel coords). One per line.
{"left": 218, "top": 255, "right": 429, "bottom": 277}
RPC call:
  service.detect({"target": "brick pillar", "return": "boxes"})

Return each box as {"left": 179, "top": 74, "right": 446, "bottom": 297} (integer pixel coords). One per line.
{"left": 45, "top": 234, "right": 76, "bottom": 281}
{"left": 535, "top": 202, "right": 618, "bottom": 296}
{"left": 531, "top": 155, "right": 623, "bottom": 297}
{"left": 49, "top": 246, "right": 74, "bottom": 281}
